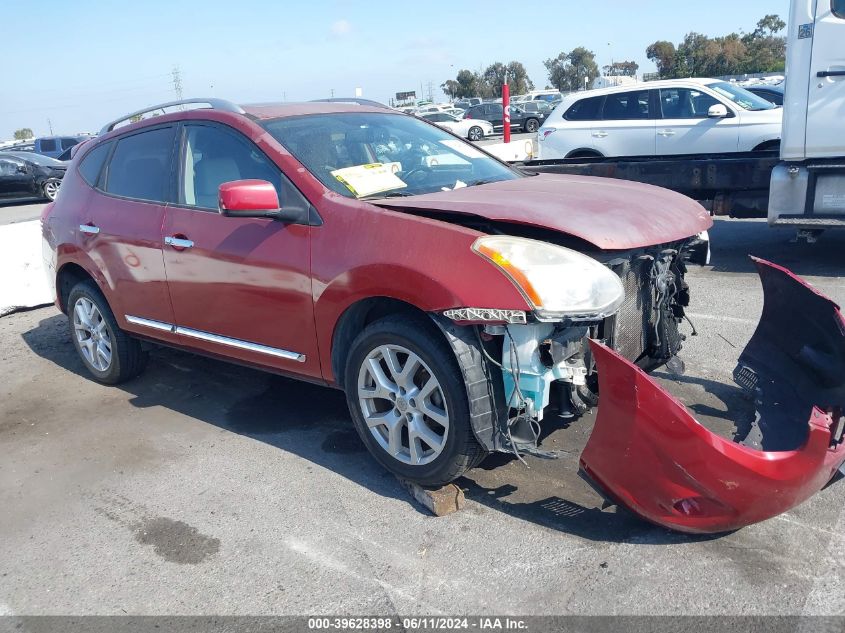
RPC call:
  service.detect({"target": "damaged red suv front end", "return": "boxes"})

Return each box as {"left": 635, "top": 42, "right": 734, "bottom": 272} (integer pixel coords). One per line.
{"left": 581, "top": 258, "right": 845, "bottom": 534}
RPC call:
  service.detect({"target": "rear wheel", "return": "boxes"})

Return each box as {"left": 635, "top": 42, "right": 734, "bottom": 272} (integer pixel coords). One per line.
{"left": 524, "top": 118, "right": 540, "bottom": 133}
{"left": 344, "top": 315, "right": 485, "bottom": 486}
{"left": 468, "top": 126, "right": 484, "bottom": 142}
{"left": 67, "top": 280, "right": 147, "bottom": 384}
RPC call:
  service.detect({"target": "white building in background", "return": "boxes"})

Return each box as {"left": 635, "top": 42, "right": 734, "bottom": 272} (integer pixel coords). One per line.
{"left": 592, "top": 75, "right": 639, "bottom": 90}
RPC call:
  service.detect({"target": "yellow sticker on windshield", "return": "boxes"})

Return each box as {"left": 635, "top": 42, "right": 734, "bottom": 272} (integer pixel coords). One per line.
{"left": 331, "top": 163, "right": 406, "bottom": 197}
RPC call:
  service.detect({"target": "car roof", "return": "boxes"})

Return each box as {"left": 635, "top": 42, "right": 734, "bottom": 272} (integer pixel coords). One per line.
{"left": 242, "top": 101, "right": 393, "bottom": 120}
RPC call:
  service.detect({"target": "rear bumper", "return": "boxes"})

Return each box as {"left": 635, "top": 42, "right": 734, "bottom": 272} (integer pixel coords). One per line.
{"left": 580, "top": 258, "right": 845, "bottom": 534}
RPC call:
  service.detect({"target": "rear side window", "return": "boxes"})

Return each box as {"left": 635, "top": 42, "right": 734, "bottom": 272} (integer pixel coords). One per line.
{"left": 78, "top": 142, "right": 112, "bottom": 186}
{"left": 39, "top": 139, "right": 57, "bottom": 152}
{"left": 60, "top": 138, "right": 78, "bottom": 150}
{"left": 105, "top": 127, "right": 175, "bottom": 202}
{"left": 602, "top": 90, "right": 650, "bottom": 120}
{"left": 564, "top": 96, "right": 604, "bottom": 121}
{"left": 834, "top": 0, "right": 845, "bottom": 18}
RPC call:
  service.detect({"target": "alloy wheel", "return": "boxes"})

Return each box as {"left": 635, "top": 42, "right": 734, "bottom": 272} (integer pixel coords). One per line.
{"left": 468, "top": 127, "right": 483, "bottom": 142}
{"left": 43, "top": 180, "right": 60, "bottom": 201}
{"left": 73, "top": 297, "right": 113, "bottom": 372}
{"left": 357, "top": 344, "right": 450, "bottom": 466}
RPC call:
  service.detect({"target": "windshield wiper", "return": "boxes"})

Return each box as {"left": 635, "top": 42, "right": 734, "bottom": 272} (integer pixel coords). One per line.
{"left": 361, "top": 190, "right": 415, "bottom": 200}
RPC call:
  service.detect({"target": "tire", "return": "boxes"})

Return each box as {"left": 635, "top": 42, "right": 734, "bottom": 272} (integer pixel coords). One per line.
{"left": 344, "top": 314, "right": 485, "bottom": 486}
{"left": 524, "top": 118, "right": 539, "bottom": 133}
{"left": 67, "top": 280, "right": 147, "bottom": 384}
{"left": 42, "top": 178, "right": 61, "bottom": 202}
{"left": 467, "top": 126, "right": 484, "bottom": 142}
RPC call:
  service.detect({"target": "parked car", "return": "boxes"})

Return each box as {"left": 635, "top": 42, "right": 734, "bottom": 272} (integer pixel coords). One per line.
{"left": 419, "top": 112, "right": 494, "bottom": 141}
{"left": 464, "top": 102, "right": 543, "bottom": 133}
{"left": 520, "top": 101, "right": 555, "bottom": 116}
{"left": 0, "top": 151, "right": 66, "bottom": 201}
{"left": 45, "top": 97, "right": 845, "bottom": 534}
{"left": 33, "top": 135, "right": 91, "bottom": 159}
{"left": 454, "top": 98, "right": 482, "bottom": 110}
{"left": 745, "top": 83, "right": 785, "bottom": 106}
{"left": 537, "top": 78, "right": 783, "bottom": 159}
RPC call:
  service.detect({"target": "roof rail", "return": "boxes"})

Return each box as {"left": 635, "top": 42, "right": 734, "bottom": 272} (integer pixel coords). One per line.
{"left": 99, "top": 98, "right": 245, "bottom": 135}
{"left": 310, "top": 97, "right": 391, "bottom": 109}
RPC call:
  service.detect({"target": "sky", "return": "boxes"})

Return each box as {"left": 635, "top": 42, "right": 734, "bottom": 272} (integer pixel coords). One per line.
{"left": 1, "top": 0, "right": 790, "bottom": 138}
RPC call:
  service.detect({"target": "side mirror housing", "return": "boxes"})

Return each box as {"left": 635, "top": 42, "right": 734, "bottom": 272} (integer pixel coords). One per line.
{"left": 218, "top": 180, "right": 301, "bottom": 222}
{"left": 708, "top": 104, "right": 729, "bottom": 118}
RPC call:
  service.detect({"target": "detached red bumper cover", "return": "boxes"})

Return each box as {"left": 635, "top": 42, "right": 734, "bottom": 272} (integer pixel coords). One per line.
{"left": 581, "top": 258, "right": 845, "bottom": 534}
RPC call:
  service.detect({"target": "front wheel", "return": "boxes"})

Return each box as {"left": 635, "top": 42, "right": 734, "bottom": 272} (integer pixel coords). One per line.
{"left": 67, "top": 280, "right": 147, "bottom": 384}
{"left": 42, "top": 178, "right": 61, "bottom": 201}
{"left": 467, "top": 126, "right": 484, "bottom": 142}
{"left": 344, "top": 315, "right": 485, "bottom": 486}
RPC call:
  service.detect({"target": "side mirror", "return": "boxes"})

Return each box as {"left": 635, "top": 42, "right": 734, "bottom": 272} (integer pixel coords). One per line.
{"left": 708, "top": 104, "right": 729, "bottom": 118}
{"left": 218, "top": 180, "right": 301, "bottom": 222}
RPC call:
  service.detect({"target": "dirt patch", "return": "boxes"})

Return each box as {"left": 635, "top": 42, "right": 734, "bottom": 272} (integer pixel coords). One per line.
{"left": 134, "top": 516, "right": 220, "bottom": 565}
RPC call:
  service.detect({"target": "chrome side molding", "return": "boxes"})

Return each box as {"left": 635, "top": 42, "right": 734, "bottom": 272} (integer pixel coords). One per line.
{"left": 124, "top": 315, "right": 305, "bottom": 363}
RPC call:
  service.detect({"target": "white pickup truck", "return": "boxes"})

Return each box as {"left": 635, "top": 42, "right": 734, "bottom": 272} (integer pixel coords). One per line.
{"left": 768, "top": 0, "right": 845, "bottom": 240}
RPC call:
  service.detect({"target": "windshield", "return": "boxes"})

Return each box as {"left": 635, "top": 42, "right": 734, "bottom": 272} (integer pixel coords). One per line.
{"left": 263, "top": 112, "right": 520, "bottom": 199}
{"left": 709, "top": 81, "right": 776, "bottom": 111}
{"left": 1, "top": 151, "right": 66, "bottom": 166}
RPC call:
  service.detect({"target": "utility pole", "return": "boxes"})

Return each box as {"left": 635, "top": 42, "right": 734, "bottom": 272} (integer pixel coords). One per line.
{"left": 426, "top": 81, "right": 434, "bottom": 102}
{"left": 47, "top": 118, "right": 54, "bottom": 135}
{"left": 330, "top": 88, "right": 335, "bottom": 98}
{"left": 172, "top": 66, "right": 183, "bottom": 102}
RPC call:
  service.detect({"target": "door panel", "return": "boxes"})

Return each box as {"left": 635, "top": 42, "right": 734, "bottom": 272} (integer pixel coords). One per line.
{"left": 0, "top": 158, "right": 34, "bottom": 198}
{"left": 162, "top": 122, "right": 320, "bottom": 378}
{"left": 807, "top": 1, "right": 845, "bottom": 157}
{"left": 85, "top": 126, "right": 178, "bottom": 341}
{"left": 590, "top": 90, "right": 656, "bottom": 157}
{"left": 656, "top": 87, "right": 739, "bottom": 155}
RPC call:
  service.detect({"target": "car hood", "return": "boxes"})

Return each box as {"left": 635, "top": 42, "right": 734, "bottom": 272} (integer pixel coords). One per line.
{"left": 374, "top": 173, "right": 713, "bottom": 250}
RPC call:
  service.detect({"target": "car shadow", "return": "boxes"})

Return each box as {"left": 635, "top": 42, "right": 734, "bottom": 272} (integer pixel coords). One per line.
{"left": 22, "top": 312, "right": 719, "bottom": 544}
{"left": 705, "top": 217, "right": 845, "bottom": 278}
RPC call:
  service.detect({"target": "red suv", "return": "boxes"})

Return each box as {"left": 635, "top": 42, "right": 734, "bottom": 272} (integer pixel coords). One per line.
{"left": 43, "top": 98, "right": 845, "bottom": 533}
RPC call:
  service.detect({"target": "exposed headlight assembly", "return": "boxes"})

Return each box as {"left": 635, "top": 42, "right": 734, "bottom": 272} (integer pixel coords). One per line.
{"left": 472, "top": 235, "right": 625, "bottom": 321}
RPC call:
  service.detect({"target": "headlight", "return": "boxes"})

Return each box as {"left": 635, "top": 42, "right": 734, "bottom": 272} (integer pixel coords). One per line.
{"left": 472, "top": 235, "right": 625, "bottom": 320}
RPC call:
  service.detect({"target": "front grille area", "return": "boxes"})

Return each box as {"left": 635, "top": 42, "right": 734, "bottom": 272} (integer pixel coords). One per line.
{"left": 606, "top": 258, "right": 656, "bottom": 363}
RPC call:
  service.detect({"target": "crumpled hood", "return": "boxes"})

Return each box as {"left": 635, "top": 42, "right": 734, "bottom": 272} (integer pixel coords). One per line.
{"left": 374, "top": 173, "right": 713, "bottom": 250}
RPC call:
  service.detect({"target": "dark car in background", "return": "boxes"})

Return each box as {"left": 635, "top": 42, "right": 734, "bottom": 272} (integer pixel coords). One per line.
{"left": 463, "top": 102, "right": 543, "bottom": 133}
{"left": 520, "top": 101, "right": 555, "bottom": 117}
{"left": 0, "top": 151, "right": 66, "bottom": 201}
{"left": 745, "top": 84, "right": 784, "bottom": 106}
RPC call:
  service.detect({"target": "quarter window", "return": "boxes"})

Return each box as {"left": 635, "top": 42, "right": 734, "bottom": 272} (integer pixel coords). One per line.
{"left": 105, "top": 127, "right": 175, "bottom": 202}
{"left": 564, "top": 96, "right": 603, "bottom": 121}
{"left": 180, "top": 124, "right": 289, "bottom": 210}
{"left": 659, "top": 88, "right": 721, "bottom": 119}
{"left": 78, "top": 142, "right": 112, "bottom": 187}
{"left": 834, "top": 0, "right": 845, "bottom": 18}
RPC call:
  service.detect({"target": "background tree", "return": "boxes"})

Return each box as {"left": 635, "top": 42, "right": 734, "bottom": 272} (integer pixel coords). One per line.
{"left": 741, "top": 14, "right": 787, "bottom": 72}
{"left": 440, "top": 79, "right": 460, "bottom": 100}
{"left": 482, "top": 62, "right": 508, "bottom": 97}
{"left": 544, "top": 47, "right": 599, "bottom": 92}
{"left": 505, "top": 61, "right": 534, "bottom": 94}
{"left": 603, "top": 60, "right": 639, "bottom": 77}
{"left": 13, "top": 128, "right": 34, "bottom": 140}
{"left": 646, "top": 41, "right": 676, "bottom": 79}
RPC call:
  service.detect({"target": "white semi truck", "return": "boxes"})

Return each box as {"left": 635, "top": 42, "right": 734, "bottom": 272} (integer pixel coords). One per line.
{"left": 769, "top": 0, "right": 845, "bottom": 241}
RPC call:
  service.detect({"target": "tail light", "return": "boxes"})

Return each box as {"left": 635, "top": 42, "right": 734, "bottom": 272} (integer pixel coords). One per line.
{"left": 541, "top": 129, "right": 557, "bottom": 140}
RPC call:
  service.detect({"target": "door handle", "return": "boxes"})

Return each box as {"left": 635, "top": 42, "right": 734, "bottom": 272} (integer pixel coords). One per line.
{"left": 818, "top": 70, "right": 845, "bottom": 78}
{"left": 592, "top": 131, "right": 608, "bottom": 138}
{"left": 164, "top": 236, "right": 194, "bottom": 249}
{"left": 658, "top": 130, "right": 676, "bottom": 137}
{"left": 79, "top": 224, "right": 100, "bottom": 235}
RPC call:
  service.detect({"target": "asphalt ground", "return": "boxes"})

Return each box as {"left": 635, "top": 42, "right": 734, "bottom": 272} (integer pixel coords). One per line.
{"left": 2, "top": 200, "right": 845, "bottom": 616}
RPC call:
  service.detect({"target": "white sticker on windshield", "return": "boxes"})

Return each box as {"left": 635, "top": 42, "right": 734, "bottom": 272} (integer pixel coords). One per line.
{"left": 439, "top": 139, "right": 485, "bottom": 159}
{"left": 331, "top": 162, "right": 406, "bottom": 198}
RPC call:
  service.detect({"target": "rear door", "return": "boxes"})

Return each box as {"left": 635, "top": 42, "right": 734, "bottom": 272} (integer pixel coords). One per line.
{"left": 656, "top": 86, "right": 740, "bottom": 155}
{"left": 806, "top": 0, "right": 845, "bottom": 157}
{"left": 0, "top": 156, "right": 34, "bottom": 198}
{"left": 83, "top": 126, "right": 179, "bottom": 342}
{"left": 161, "top": 121, "right": 321, "bottom": 378}
{"left": 590, "top": 89, "right": 655, "bottom": 157}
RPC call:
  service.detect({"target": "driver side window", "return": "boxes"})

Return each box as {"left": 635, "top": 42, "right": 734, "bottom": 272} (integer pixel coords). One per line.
{"left": 181, "top": 124, "right": 287, "bottom": 210}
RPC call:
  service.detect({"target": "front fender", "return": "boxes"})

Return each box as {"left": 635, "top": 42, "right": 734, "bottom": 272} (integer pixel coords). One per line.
{"left": 581, "top": 258, "right": 845, "bottom": 533}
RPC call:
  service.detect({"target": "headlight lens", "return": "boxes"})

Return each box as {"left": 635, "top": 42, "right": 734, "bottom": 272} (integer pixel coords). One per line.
{"left": 472, "top": 235, "right": 625, "bottom": 320}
